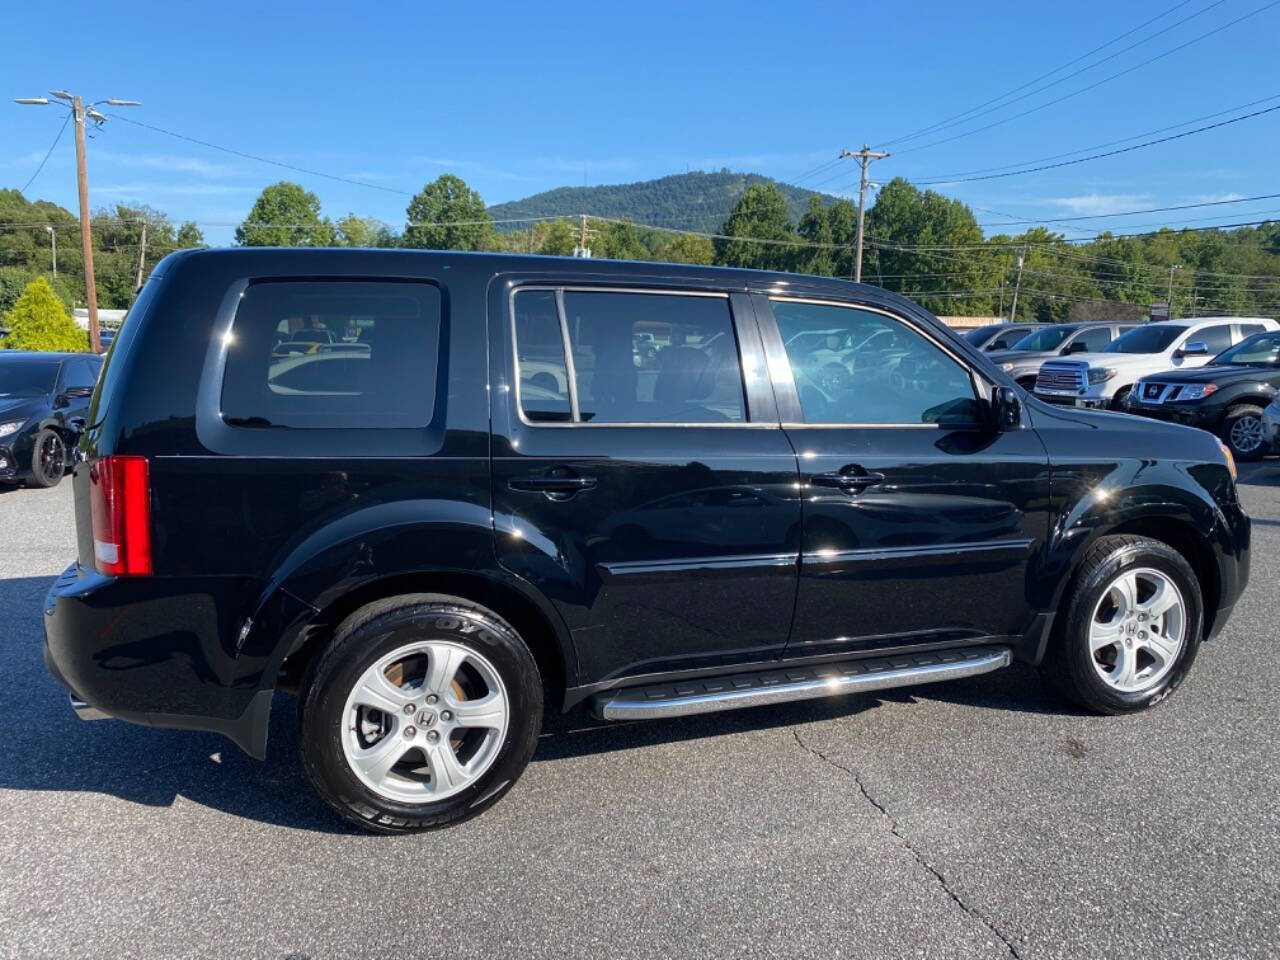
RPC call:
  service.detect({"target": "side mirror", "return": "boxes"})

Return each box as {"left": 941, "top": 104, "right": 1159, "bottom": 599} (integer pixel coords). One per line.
{"left": 1179, "top": 341, "right": 1209, "bottom": 357}
{"left": 991, "top": 385, "right": 1021, "bottom": 430}
{"left": 1065, "top": 341, "right": 1088, "bottom": 354}
{"left": 53, "top": 393, "right": 70, "bottom": 409}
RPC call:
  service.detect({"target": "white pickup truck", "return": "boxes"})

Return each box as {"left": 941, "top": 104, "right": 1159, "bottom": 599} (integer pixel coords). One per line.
{"left": 1033, "top": 317, "right": 1278, "bottom": 409}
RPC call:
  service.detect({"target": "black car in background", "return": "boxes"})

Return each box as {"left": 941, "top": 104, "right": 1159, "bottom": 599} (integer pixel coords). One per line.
{"left": 43, "top": 249, "right": 1249, "bottom": 832}
{"left": 1128, "top": 330, "right": 1280, "bottom": 460}
{"left": 0, "top": 351, "right": 103, "bottom": 487}
{"left": 961, "top": 321, "right": 1049, "bottom": 352}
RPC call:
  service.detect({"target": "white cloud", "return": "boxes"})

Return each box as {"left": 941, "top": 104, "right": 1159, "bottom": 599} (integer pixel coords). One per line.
{"left": 1048, "top": 193, "right": 1153, "bottom": 216}
{"left": 93, "top": 150, "right": 236, "bottom": 177}
{"left": 95, "top": 182, "right": 259, "bottom": 198}
{"left": 1190, "top": 192, "right": 1244, "bottom": 204}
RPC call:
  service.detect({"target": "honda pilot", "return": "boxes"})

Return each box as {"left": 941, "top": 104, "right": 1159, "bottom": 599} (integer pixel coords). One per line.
{"left": 43, "top": 249, "right": 1251, "bottom": 832}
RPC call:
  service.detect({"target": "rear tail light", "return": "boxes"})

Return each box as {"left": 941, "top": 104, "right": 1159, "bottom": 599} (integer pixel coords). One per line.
{"left": 89, "top": 456, "right": 152, "bottom": 576}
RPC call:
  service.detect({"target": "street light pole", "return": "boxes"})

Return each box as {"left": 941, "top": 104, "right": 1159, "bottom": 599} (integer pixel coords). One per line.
{"left": 14, "top": 91, "right": 141, "bottom": 353}
{"left": 45, "top": 225, "right": 56, "bottom": 277}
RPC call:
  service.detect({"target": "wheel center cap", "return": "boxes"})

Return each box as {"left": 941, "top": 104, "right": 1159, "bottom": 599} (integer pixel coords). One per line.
{"left": 418, "top": 708, "right": 437, "bottom": 727}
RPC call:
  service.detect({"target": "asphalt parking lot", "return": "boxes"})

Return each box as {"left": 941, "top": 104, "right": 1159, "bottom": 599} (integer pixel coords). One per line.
{"left": 1, "top": 466, "right": 1277, "bottom": 960}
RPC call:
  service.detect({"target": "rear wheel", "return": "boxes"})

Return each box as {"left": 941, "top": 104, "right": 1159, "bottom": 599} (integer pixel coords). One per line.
{"left": 299, "top": 594, "right": 543, "bottom": 833}
{"left": 1044, "top": 535, "right": 1202, "bottom": 714}
{"left": 1220, "top": 404, "right": 1267, "bottom": 461}
{"left": 28, "top": 428, "right": 67, "bottom": 488}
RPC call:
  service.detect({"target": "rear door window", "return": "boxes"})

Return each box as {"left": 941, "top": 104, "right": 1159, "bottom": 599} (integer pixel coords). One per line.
{"left": 221, "top": 280, "right": 441, "bottom": 429}
{"left": 1074, "top": 327, "right": 1114, "bottom": 352}
{"left": 1190, "top": 323, "right": 1232, "bottom": 355}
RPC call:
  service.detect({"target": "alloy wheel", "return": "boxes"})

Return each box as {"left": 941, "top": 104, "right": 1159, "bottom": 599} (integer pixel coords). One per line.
{"left": 1089, "top": 567, "right": 1186, "bottom": 694}
{"left": 38, "top": 433, "right": 65, "bottom": 483}
{"left": 340, "top": 640, "right": 509, "bottom": 803}
{"left": 1229, "top": 415, "right": 1264, "bottom": 455}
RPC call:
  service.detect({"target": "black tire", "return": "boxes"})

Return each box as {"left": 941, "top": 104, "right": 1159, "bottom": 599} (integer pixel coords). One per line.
{"left": 1109, "top": 385, "right": 1132, "bottom": 411}
{"left": 1042, "top": 534, "right": 1203, "bottom": 714}
{"left": 28, "top": 428, "right": 67, "bottom": 488}
{"left": 1219, "top": 403, "right": 1268, "bottom": 461}
{"left": 299, "top": 594, "right": 543, "bottom": 833}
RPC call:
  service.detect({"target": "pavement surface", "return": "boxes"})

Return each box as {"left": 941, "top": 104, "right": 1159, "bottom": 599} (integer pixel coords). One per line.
{"left": 1, "top": 463, "right": 1277, "bottom": 960}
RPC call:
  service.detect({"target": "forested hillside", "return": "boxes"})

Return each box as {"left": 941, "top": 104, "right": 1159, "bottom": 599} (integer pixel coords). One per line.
{"left": 486, "top": 170, "right": 835, "bottom": 234}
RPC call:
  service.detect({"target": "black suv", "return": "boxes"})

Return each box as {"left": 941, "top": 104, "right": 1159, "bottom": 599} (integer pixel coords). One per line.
{"left": 0, "top": 351, "right": 102, "bottom": 487}
{"left": 43, "top": 249, "right": 1250, "bottom": 832}
{"left": 1127, "top": 330, "right": 1280, "bottom": 460}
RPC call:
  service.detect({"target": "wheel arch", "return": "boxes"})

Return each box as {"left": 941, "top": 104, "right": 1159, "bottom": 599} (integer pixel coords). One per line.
{"left": 276, "top": 569, "right": 575, "bottom": 711}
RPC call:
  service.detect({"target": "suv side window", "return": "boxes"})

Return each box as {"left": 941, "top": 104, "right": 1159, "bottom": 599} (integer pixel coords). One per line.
{"left": 987, "top": 330, "right": 1023, "bottom": 350}
{"left": 1189, "top": 323, "right": 1232, "bottom": 355}
{"left": 771, "top": 299, "right": 980, "bottom": 425}
{"left": 1239, "top": 323, "right": 1267, "bottom": 339}
{"left": 222, "top": 280, "right": 441, "bottom": 429}
{"left": 514, "top": 289, "right": 747, "bottom": 424}
{"left": 1075, "top": 327, "right": 1114, "bottom": 352}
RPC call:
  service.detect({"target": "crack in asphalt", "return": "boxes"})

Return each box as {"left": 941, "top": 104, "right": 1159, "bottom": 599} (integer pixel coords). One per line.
{"left": 792, "top": 728, "right": 1022, "bottom": 959}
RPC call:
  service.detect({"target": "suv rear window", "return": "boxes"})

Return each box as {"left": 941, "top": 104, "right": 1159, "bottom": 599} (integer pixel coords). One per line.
{"left": 221, "top": 280, "right": 440, "bottom": 429}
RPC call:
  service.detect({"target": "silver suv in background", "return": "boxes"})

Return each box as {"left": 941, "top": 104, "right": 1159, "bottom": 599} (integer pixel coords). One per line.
{"left": 961, "top": 322, "right": 1049, "bottom": 352}
{"left": 1033, "top": 317, "right": 1278, "bottom": 409}
{"left": 988, "top": 322, "right": 1138, "bottom": 390}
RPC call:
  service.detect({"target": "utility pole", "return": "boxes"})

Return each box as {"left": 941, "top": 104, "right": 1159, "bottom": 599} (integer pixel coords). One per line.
{"left": 1009, "top": 245, "right": 1027, "bottom": 322}
{"left": 1167, "top": 264, "right": 1182, "bottom": 319}
{"left": 134, "top": 220, "right": 148, "bottom": 292}
{"left": 45, "top": 225, "right": 56, "bottom": 277}
{"left": 14, "top": 91, "right": 141, "bottom": 353}
{"left": 574, "top": 214, "right": 594, "bottom": 258}
{"left": 841, "top": 146, "right": 889, "bottom": 283}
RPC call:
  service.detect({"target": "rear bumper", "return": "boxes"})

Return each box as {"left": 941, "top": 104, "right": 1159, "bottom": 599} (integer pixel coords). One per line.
{"left": 42, "top": 561, "right": 277, "bottom": 758}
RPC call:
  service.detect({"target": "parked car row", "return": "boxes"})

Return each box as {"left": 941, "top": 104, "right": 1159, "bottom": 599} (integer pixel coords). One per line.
{"left": 0, "top": 351, "right": 103, "bottom": 487}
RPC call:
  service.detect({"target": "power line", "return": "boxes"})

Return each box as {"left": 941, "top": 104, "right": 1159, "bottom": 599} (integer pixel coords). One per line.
{"left": 913, "top": 93, "right": 1280, "bottom": 182}
{"left": 19, "top": 111, "right": 71, "bottom": 194}
{"left": 872, "top": 0, "right": 1280, "bottom": 163}
{"left": 105, "top": 113, "right": 417, "bottom": 197}
{"left": 977, "top": 193, "right": 1280, "bottom": 226}
{"left": 876, "top": 0, "right": 1211, "bottom": 149}
{"left": 913, "top": 103, "right": 1280, "bottom": 186}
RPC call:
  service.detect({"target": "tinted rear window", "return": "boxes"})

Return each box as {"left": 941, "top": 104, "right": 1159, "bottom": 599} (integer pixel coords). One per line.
{"left": 1105, "top": 325, "right": 1186, "bottom": 353}
{"left": 221, "top": 280, "right": 440, "bottom": 429}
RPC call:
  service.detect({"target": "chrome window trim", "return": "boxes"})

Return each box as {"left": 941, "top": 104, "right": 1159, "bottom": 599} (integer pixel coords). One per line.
{"left": 509, "top": 284, "right": 764, "bottom": 429}
{"left": 764, "top": 295, "right": 985, "bottom": 430}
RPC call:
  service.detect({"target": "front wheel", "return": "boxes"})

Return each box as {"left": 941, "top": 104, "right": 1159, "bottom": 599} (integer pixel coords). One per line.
{"left": 1043, "top": 535, "right": 1203, "bottom": 714}
{"left": 299, "top": 595, "right": 543, "bottom": 833}
{"left": 29, "top": 428, "right": 67, "bottom": 488}
{"left": 1220, "top": 404, "right": 1267, "bottom": 461}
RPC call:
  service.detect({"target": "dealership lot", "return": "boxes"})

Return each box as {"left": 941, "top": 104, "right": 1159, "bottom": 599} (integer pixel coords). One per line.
{"left": 1, "top": 467, "right": 1277, "bottom": 960}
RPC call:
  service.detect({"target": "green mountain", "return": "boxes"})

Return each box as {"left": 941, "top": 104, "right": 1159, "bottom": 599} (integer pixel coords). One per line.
{"left": 487, "top": 170, "right": 839, "bottom": 234}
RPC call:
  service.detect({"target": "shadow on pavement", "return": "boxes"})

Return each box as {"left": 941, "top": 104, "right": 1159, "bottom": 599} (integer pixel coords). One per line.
{"left": 0, "top": 569, "right": 1072, "bottom": 833}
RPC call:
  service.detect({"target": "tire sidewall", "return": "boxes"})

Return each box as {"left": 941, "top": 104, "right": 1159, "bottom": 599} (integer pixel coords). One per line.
{"left": 1062, "top": 540, "right": 1203, "bottom": 712}
{"left": 301, "top": 602, "right": 542, "bottom": 831}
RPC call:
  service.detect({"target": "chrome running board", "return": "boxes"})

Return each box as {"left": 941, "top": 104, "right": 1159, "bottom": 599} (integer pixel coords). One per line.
{"left": 591, "top": 646, "right": 1012, "bottom": 721}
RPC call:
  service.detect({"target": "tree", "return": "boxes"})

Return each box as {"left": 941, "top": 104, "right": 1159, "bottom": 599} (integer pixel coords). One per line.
{"left": 335, "top": 214, "right": 395, "bottom": 248}
{"left": 176, "top": 222, "right": 205, "bottom": 248}
{"left": 236, "top": 182, "right": 336, "bottom": 247}
{"left": 404, "top": 174, "right": 493, "bottom": 250}
{"left": 1, "top": 277, "right": 88, "bottom": 351}
{"left": 533, "top": 219, "right": 577, "bottom": 256}
{"left": 659, "top": 232, "right": 714, "bottom": 265}
{"left": 715, "top": 183, "right": 792, "bottom": 270}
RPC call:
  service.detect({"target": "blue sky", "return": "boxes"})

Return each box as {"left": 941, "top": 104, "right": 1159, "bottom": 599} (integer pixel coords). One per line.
{"left": 3, "top": 0, "right": 1278, "bottom": 246}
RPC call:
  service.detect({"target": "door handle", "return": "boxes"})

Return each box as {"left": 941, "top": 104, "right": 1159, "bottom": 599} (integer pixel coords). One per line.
{"left": 508, "top": 473, "right": 598, "bottom": 500}
{"left": 811, "top": 467, "right": 885, "bottom": 492}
